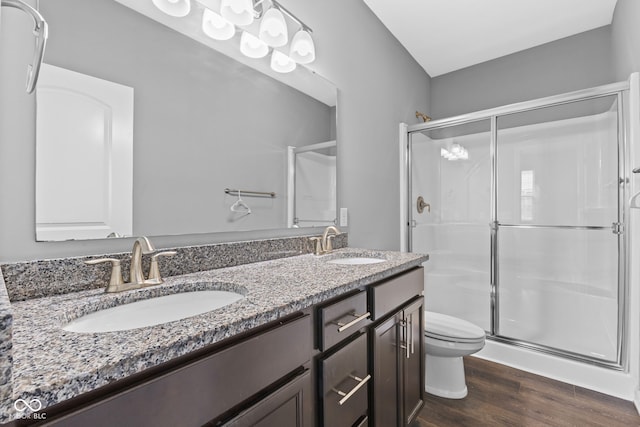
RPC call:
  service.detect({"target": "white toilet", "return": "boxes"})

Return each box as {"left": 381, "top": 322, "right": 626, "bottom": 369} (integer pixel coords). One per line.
{"left": 424, "top": 311, "right": 486, "bottom": 399}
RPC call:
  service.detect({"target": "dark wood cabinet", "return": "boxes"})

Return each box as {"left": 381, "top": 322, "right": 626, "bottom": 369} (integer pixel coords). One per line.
{"left": 369, "top": 268, "right": 424, "bottom": 427}
{"left": 317, "top": 290, "right": 370, "bottom": 352}
{"left": 371, "top": 312, "right": 401, "bottom": 427}
{"left": 318, "top": 333, "right": 369, "bottom": 427}
{"left": 40, "top": 314, "right": 312, "bottom": 427}
{"left": 25, "top": 266, "right": 424, "bottom": 427}
{"left": 224, "top": 370, "right": 312, "bottom": 427}
{"left": 371, "top": 297, "right": 424, "bottom": 427}
{"left": 401, "top": 298, "right": 424, "bottom": 427}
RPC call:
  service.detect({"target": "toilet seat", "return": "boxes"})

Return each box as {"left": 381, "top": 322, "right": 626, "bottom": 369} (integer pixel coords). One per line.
{"left": 424, "top": 311, "right": 485, "bottom": 344}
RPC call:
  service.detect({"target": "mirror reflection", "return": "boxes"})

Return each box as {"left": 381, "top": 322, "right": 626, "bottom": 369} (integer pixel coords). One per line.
{"left": 287, "top": 141, "right": 336, "bottom": 228}
{"left": 35, "top": 0, "right": 337, "bottom": 241}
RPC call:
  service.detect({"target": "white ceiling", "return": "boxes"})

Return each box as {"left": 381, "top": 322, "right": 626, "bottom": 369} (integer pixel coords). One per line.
{"left": 363, "top": 0, "right": 618, "bottom": 77}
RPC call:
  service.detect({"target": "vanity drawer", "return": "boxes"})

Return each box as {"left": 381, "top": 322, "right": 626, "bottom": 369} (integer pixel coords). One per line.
{"left": 317, "top": 290, "right": 370, "bottom": 351}
{"left": 368, "top": 267, "right": 423, "bottom": 321}
{"left": 319, "top": 332, "right": 369, "bottom": 427}
{"left": 43, "top": 314, "right": 312, "bottom": 427}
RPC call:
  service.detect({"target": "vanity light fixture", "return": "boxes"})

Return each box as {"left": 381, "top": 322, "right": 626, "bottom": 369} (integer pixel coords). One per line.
{"left": 168, "top": 0, "right": 316, "bottom": 71}
{"left": 240, "top": 31, "right": 269, "bottom": 58}
{"left": 220, "top": 0, "right": 255, "bottom": 26}
{"left": 270, "top": 50, "right": 296, "bottom": 73}
{"left": 202, "top": 8, "right": 235, "bottom": 40}
{"left": 152, "top": 0, "right": 191, "bottom": 17}
{"left": 259, "top": 7, "right": 288, "bottom": 47}
{"left": 289, "top": 29, "right": 315, "bottom": 64}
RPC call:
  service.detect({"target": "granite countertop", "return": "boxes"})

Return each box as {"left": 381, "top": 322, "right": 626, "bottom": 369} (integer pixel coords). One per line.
{"left": 8, "top": 248, "right": 428, "bottom": 415}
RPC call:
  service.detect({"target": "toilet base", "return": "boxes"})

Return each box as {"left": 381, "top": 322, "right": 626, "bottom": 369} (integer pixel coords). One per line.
{"left": 425, "top": 354, "right": 468, "bottom": 399}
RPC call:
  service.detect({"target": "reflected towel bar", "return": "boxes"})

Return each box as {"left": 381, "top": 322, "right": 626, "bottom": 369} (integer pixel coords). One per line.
{"left": 225, "top": 188, "right": 276, "bottom": 198}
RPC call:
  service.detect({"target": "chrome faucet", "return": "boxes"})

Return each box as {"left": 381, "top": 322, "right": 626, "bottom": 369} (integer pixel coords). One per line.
{"left": 310, "top": 226, "right": 341, "bottom": 255}
{"left": 85, "top": 237, "right": 176, "bottom": 293}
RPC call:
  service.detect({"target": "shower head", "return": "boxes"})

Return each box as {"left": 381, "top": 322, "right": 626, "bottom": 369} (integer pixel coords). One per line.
{"left": 416, "top": 111, "right": 432, "bottom": 123}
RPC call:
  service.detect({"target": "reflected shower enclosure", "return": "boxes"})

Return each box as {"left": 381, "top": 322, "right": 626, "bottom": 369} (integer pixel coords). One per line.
{"left": 407, "top": 89, "right": 627, "bottom": 368}
{"left": 287, "top": 141, "right": 337, "bottom": 228}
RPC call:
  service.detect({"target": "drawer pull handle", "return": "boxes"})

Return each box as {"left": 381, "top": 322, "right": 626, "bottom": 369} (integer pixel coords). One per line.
{"left": 336, "top": 312, "right": 371, "bottom": 333}
{"left": 332, "top": 374, "right": 371, "bottom": 405}
{"left": 355, "top": 415, "right": 369, "bottom": 427}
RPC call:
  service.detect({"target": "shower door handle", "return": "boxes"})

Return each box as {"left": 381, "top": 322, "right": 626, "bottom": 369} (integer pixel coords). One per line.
{"left": 417, "top": 196, "right": 430, "bottom": 214}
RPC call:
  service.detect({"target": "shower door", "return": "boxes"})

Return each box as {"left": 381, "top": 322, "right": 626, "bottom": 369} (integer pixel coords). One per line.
{"left": 495, "top": 95, "right": 622, "bottom": 363}
{"left": 407, "top": 89, "right": 626, "bottom": 367}
{"left": 409, "top": 119, "right": 492, "bottom": 331}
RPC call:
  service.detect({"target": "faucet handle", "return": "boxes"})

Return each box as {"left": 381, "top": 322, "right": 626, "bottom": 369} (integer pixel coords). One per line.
{"left": 148, "top": 251, "right": 177, "bottom": 283}
{"left": 309, "top": 237, "right": 323, "bottom": 256}
{"left": 325, "top": 235, "right": 335, "bottom": 253}
{"left": 85, "top": 258, "right": 124, "bottom": 290}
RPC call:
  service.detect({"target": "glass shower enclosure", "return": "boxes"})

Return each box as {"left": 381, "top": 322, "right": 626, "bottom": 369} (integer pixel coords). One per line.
{"left": 406, "top": 84, "right": 628, "bottom": 368}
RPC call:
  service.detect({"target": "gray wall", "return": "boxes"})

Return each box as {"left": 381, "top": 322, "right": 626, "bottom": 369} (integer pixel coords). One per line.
{"left": 612, "top": 0, "right": 640, "bottom": 81}
{"left": 430, "top": 26, "right": 614, "bottom": 119}
{"left": 305, "top": 0, "right": 431, "bottom": 251}
{"left": 0, "top": 0, "right": 431, "bottom": 261}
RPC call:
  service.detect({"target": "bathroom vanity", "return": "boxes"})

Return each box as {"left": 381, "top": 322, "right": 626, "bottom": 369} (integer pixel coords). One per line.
{"left": 0, "top": 245, "right": 427, "bottom": 427}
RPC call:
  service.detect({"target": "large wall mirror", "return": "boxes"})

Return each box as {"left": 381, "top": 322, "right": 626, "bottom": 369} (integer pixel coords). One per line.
{"left": 35, "top": 0, "right": 337, "bottom": 241}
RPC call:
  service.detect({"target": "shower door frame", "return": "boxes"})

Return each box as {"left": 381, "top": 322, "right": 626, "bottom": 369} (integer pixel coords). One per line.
{"left": 403, "top": 79, "right": 632, "bottom": 370}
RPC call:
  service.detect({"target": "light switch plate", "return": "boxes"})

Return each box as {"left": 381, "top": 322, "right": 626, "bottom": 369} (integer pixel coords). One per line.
{"left": 339, "top": 208, "right": 348, "bottom": 227}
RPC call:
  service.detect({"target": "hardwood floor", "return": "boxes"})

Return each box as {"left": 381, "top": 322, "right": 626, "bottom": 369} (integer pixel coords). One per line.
{"left": 416, "top": 356, "right": 640, "bottom": 427}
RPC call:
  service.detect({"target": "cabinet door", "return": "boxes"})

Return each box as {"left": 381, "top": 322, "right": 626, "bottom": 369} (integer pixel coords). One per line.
{"left": 402, "top": 298, "right": 424, "bottom": 427}
{"left": 223, "top": 370, "right": 311, "bottom": 427}
{"left": 371, "top": 313, "right": 401, "bottom": 427}
{"left": 319, "top": 332, "right": 370, "bottom": 427}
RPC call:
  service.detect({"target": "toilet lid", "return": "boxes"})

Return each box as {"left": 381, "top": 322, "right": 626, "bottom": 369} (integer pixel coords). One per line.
{"left": 424, "top": 311, "right": 485, "bottom": 342}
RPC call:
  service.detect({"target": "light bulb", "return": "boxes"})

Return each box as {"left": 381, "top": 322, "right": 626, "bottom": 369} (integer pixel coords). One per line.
{"left": 240, "top": 31, "right": 269, "bottom": 58}
{"left": 259, "top": 8, "right": 288, "bottom": 47}
{"left": 220, "top": 0, "right": 254, "bottom": 26}
{"left": 202, "top": 9, "right": 235, "bottom": 40}
{"left": 152, "top": 0, "right": 191, "bottom": 17}
{"left": 271, "top": 50, "right": 296, "bottom": 73}
{"left": 289, "top": 29, "right": 315, "bottom": 64}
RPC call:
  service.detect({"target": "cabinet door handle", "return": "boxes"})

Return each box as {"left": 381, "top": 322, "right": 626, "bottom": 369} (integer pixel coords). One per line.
{"left": 404, "top": 317, "right": 410, "bottom": 359}
{"left": 332, "top": 374, "right": 371, "bottom": 405}
{"left": 336, "top": 311, "right": 370, "bottom": 333}
{"left": 409, "top": 312, "right": 415, "bottom": 356}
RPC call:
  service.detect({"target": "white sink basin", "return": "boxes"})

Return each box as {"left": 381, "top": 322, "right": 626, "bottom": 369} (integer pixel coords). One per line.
{"left": 327, "top": 257, "right": 386, "bottom": 265}
{"left": 63, "top": 290, "right": 244, "bottom": 333}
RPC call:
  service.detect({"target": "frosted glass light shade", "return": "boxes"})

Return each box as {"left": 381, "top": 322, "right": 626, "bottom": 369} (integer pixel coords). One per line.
{"left": 220, "top": 0, "right": 254, "bottom": 26}
{"left": 240, "top": 31, "right": 269, "bottom": 58}
{"left": 289, "top": 29, "right": 315, "bottom": 64}
{"left": 259, "top": 8, "right": 288, "bottom": 47}
{"left": 270, "top": 50, "right": 296, "bottom": 73}
{"left": 152, "top": 0, "right": 191, "bottom": 17}
{"left": 202, "top": 9, "right": 235, "bottom": 40}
